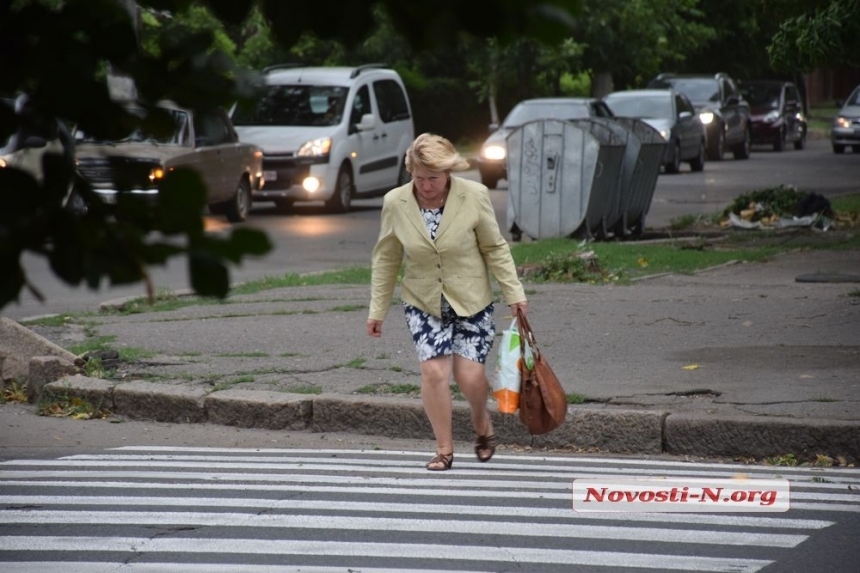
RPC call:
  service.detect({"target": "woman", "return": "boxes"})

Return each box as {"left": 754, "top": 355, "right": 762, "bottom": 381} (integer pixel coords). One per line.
{"left": 367, "top": 133, "right": 528, "bottom": 471}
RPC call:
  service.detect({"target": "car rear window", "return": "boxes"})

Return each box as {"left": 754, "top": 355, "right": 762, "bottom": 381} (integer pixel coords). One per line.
{"left": 503, "top": 102, "right": 591, "bottom": 127}
{"left": 656, "top": 78, "right": 719, "bottom": 104}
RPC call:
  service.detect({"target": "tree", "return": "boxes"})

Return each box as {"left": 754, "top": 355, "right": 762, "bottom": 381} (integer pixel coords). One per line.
{"left": 570, "top": 0, "right": 717, "bottom": 95}
{"left": 765, "top": 0, "right": 860, "bottom": 72}
{"left": 0, "top": 0, "right": 580, "bottom": 311}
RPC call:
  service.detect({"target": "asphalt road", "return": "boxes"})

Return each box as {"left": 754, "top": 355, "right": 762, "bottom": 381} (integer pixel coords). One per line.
{"left": 3, "top": 139, "right": 858, "bottom": 321}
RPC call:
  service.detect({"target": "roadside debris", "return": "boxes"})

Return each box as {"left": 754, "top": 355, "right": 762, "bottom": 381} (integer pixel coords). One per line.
{"left": 720, "top": 185, "right": 835, "bottom": 230}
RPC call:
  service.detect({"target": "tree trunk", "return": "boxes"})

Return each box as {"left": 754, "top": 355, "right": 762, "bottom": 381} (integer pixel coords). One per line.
{"left": 591, "top": 70, "right": 614, "bottom": 98}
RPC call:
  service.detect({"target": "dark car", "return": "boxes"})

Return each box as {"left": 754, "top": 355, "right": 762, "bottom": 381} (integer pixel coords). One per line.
{"left": 603, "top": 89, "right": 706, "bottom": 173}
{"left": 647, "top": 72, "right": 751, "bottom": 161}
{"left": 739, "top": 80, "right": 807, "bottom": 151}
{"left": 832, "top": 83, "right": 860, "bottom": 154}
{"left": 476, "top": 97, "right": 615, "bottom": 189}
{"left": 75, "top": 102, "right": 263, "bottom": 222}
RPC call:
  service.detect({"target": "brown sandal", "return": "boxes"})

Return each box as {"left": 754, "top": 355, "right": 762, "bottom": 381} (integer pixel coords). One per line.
{"left": 474, "top": 434, "right": 497, "bottom": 462}
{"left": 426, "top": 452, "right": 454, "bottom": 471}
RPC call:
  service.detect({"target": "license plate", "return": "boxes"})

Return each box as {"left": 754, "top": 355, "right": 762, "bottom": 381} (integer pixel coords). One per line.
{"left": 263, "top": 170, "right": 277, "bottom": 182}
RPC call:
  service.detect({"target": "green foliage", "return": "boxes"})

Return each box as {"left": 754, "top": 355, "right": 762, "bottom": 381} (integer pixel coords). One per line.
{"left": 720, "top": 185, "right": 806, "bottom": 220}
{"left": 768, "top": 0, "right": 860, "bottom": 71}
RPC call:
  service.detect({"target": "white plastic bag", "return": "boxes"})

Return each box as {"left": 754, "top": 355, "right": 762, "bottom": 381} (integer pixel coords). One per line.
{"left": 493, "top": 317, "right": 523, "bottom": 413}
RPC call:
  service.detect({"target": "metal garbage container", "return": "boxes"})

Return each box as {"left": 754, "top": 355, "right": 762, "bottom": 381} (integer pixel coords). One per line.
{"left": 612, "top": 118, "right": 667, "bottom": 237}
{"left": 567, "top": 118, "right": 627, "bottom": 239}
{"left": 506, "top": 119, "right": 600, "bottom": 240}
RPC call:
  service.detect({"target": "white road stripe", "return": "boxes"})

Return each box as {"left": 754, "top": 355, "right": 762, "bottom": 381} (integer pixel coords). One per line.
{"left": 0, "top": 472, "right": 860, "bottom": 506}
{"left": 0, "top": 565, "right": 484, "bottom": 573}
{"left": 0, "top": 510, "right": 809, "bottom": 548}
{"left": 0, "top": 481, "right": 833, "bottom": 529}
{"left": 0, "top": 536, "right": 773, "bottom": 572}
{"left": 39, "top": 452, "right": 860, "bottom": 478}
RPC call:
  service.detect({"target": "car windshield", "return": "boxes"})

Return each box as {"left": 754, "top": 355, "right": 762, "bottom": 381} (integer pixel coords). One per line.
{"left": 659, "top": 78, "right": 719, "bottom": 104}
{"left": 847, "top": 87, "right": 860, "bottom": 106}
{"left": 232, "top": 85, "right": 348, "bottom": 127}
{"left": 743, "top": 85, "right": 781, "bottom": 109}
{"left": 605, "top": 95, "right": 672, "bottom": 119}
{"left": 502, "top": 101, "right": 591, "bottom": 127}
{"left": 74, "top": 107, "right": 189, "bottom": 145}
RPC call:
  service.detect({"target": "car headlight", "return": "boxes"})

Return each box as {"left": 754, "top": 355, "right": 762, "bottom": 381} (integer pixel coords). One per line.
{"left": 482, "top": 144, "right": 506, "bottom": 161}
{"left": 148, "top": 166, "right": 165, "bottom": 182}
{"left": 763, "top": 111, "right": 780, "bottom": 123}
{"left": 834, "top": 116, "right": 851, "bottom": 129}
{"left": 699, "top": 111, "right": 715, "bottom": 125}
{"left": 297, "top": 137, "right": 332, "bottom": 157}
{"left": 658, "top": 129, "right": 670, "bottom": 141}
{"left": 0, "top": 156, "right": 9, "bottom": 168}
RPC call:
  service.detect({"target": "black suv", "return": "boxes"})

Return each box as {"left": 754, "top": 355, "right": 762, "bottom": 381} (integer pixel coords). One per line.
{"left": 648, "top": 73, "right": 751, "bottom": 161}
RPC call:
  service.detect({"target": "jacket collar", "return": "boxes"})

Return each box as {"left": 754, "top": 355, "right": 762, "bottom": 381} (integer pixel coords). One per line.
{"left": 398, "top": 176, "right": 467, "bottom": 243}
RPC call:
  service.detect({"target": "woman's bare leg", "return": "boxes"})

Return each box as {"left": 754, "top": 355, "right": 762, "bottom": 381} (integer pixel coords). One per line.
{"left": 420, "top": 356, "right": 454, "bottom": 461}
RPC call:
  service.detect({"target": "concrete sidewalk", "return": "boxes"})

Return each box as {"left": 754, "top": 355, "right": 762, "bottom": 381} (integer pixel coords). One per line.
{"left": 4, "top": 247, "right": 860, "bottom": 463}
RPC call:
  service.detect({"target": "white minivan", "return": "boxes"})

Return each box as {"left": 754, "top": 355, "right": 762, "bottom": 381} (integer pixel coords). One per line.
{"left": 231, "top": 64, "right": 414, "bottom": 212}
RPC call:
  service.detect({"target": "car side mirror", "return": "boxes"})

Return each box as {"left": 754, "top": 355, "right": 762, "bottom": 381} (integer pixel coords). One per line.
{"left": 355, "top": 113, "right": 377, "bottom": 131}
{"left": 726, "top": 95, "right": 740, "bottom": 106}
{"left": 22, "top": 135, "right": 48, "bottom": 149}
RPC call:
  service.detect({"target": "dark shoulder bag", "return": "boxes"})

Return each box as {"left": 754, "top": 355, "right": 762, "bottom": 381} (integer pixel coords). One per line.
{"left": 517, "top": 308, "right": 568, "bottom": 435}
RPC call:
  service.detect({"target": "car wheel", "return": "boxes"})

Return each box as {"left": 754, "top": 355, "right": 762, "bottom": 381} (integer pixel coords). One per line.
{"left": 225, "top": 178, "right": 251, "bottom": 223}
{"left": 664, "top": 141, "right": 681, "bottom": 174}
{"left": 733, "top": 128, "right": 751, "bottom": 159}
{"left": 689, "top": 139, "right": 706, "bottom": 172}
{"left": 325, "top": 165, "right": 353, "bottom": 213}
{"left": 773, "top": 127, "right": 785, "bottom": 152}
{"left": 833, "top": 144, "right": 845, "bottom": 154}
{"left": 794, "top": 129, "right": 806, "bottom": 150}
{"left": 707, "top": 125, "right": 725, "bottom": 160}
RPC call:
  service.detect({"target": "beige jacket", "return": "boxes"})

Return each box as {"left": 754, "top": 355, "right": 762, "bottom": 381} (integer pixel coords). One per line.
{"left": 369, "top": 176, "right": 526, "bottom": 320}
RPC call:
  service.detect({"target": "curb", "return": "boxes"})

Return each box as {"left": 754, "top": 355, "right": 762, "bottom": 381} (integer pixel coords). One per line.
{"left": 44, "top": 375, "right": 860, "bottom": 463}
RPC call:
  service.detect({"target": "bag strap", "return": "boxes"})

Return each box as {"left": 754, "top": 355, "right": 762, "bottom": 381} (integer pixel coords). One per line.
{"left": 516, "top": 308, "right": 541, "bottom": 361}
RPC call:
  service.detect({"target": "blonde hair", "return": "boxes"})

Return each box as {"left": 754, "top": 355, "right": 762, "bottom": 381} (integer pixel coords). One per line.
{"left": 405, "top": 133, "right": 470, "bottom": 173}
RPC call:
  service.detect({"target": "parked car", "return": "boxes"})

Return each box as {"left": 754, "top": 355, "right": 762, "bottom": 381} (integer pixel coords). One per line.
{"left": 603, "top": 89, "right": 706, "bottom": 173}
{"left": 647, "top": 72, "right": 751, "bottom": 161}
{"left": 739, "top": 80, "right": 807, "bottom": 151}
{"left": 476, "top": 97, "right": 615, "bottom": 188}
{"left": 74, "top": 102, "right": 263, "bottom": 223}
{"left": 231, "top": 64, "right": 414, "bottom": 213}
{"left": 832, "top": 83, "right": 860, "bottom": 154}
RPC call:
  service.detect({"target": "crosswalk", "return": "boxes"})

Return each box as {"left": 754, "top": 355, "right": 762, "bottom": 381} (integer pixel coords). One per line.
{"left": 1, "top": 447, "right": 859, "bottom": 572}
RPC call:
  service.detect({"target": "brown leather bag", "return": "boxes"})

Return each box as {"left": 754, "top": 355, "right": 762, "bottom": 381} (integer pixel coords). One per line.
{"left": 516, "top": 309, "right": 568, "bottom": 435}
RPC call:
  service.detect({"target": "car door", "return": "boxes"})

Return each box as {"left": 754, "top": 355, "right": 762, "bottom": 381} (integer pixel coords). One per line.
{"left": 720, "top": 77, "right": 743, "bottom": 145}
{"left": 676, "top": 93, "right": 700, "bottom": 158}
{"left": 371, "top": 78, "right": 412, "bottom": 189}
{"left": 192, "top": 110, "right": 234, "bottom": 202}
{"left": 347, "top": 83, "right": 386, "bottom": 194}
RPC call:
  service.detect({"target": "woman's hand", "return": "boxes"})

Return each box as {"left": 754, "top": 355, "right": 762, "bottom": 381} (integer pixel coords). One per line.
{"left": 509, "top": 301, "right": 528, "bottom": 317}
{"left": 366, "top": 319, "right": 383, "bottom": 337}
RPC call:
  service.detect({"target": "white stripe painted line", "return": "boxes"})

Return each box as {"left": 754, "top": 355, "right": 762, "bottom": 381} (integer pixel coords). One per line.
{"left": 0, "top": 536, "right": 773, "bottom": 572}
{"left": 0, "top": 564, "right": 485, "bottom": 573}
{"left": 0, "top": 510, "right": 809, "bottom": 548}
{"left": 6, "top": 458, "right": 860, "bottom": 486}
{"left": 0, "top": 495, "right": 846, "bottom": 523}
{"left": 0, "top": 482, "right": 833, "bottom": 529}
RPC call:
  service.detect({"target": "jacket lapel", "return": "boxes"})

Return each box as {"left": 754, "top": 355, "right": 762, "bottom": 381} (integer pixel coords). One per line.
{"left": 398, "top": 185, "right": 435, "bottom": 244}
{"left": 435, "top": 178, "right": 466, "bottom": 239}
